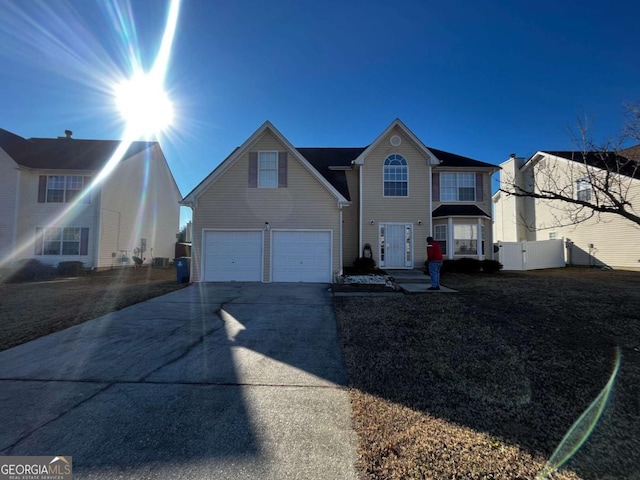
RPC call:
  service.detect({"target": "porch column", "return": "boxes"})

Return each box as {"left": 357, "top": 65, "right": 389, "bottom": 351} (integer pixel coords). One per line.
{"left": 477, "top": 218, "right": 482, "bottom": 260}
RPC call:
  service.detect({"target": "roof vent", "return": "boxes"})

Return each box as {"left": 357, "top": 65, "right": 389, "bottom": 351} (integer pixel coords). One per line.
{"left": 509, "top": 153, "right": 516, "bottom": 158}
{"left": 64, "top": 130, "right": 73, "bottom": 139}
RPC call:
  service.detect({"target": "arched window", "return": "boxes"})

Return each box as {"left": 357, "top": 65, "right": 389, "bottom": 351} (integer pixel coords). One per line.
{"left": 383, "top": 154, "right": 408, "bottom": 196}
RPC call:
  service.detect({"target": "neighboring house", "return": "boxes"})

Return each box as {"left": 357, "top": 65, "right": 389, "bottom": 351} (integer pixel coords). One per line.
{"left": 0, "top": 128, "right": 181, "bottom": 269}
{"left": 181, "top": 119, "right": 497, "bottom": 282}
{"left": 493, "top": 150, "right": 640, "bottom": 269}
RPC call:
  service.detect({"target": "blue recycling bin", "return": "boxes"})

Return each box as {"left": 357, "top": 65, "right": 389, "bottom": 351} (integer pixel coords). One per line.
{"left": 175, "top": 257, "right": 190, "bottom": 284}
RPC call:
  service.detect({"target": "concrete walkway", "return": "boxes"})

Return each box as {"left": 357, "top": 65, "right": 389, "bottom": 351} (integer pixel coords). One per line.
{"left": 0, "top": 283, "right": 358, "bottom": 479}
{"left": 386, "top": 269, "right": 458, "bottom": 293}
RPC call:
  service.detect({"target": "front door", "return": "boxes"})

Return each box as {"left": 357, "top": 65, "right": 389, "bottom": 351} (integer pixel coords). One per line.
{"left": 380, "top": 223, "right": 413, "bottom": 268}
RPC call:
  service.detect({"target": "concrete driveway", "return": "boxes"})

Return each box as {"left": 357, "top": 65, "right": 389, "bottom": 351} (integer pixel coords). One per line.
{"left": 0, "top": 283, "right": 358, "bottom": 479}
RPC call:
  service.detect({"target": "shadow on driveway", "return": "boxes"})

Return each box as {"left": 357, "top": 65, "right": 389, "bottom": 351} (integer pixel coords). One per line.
{"left": 0, "top": 283, "right": 357, "bottom": 479}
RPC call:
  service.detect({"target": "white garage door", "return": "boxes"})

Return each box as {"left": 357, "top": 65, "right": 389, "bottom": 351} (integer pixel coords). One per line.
{"left": 203, "top": 230, "right": 262, "bottom": 281}
{"left": 272, "top": 230, "right": 332, "bottom": 282}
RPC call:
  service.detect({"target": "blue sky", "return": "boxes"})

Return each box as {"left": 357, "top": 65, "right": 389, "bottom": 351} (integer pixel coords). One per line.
{"left": 1, "top": 0, "right": 639, "bottom": 227}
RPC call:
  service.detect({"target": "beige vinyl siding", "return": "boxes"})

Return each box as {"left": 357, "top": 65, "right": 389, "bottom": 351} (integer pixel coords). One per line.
{"left": 15, "top": 170, "right": 98, "bottom": 267}
{"left": 191, "top": 130, "right": 341, "bottom": 282}
{"left": 530, "top": 157, "right": 640, "bottom": 269}
{"left": 342, "top": 169, "right": 359, "bottom": 265}
{"left": 361, "top": 126, "right": 430, "bottom": 268}
{"left": 99, "top": 144, "right": 180, "bottom": 268}
{"left": 0, "top": 150, "right": 19, "bottom": 264}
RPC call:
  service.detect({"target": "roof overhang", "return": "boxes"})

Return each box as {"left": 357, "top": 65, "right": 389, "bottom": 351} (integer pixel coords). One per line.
{"left": 432, "top": 205, "right": 491, "bottom": 218}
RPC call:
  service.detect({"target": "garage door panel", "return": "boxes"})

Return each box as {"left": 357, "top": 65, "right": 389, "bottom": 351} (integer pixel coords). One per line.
{"left": 204, "top": 231, "right": 262, "bottom": 282}
{"left": 272, "top": 231, "right": 331, "bottom": 283}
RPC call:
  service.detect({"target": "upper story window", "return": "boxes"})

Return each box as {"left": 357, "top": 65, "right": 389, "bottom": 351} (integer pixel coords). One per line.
{"left": 248, "top": 151, "right": 288, "bottom": 189}
{"left": 383, "top": 154, "right": 408, "bottom": 197}
{"left": 258, "top": 152, "right": 279, "bottom": 188}
{"left": 441, "top": 173, "right": 475, "bottom": 201}
{"left": 39, "top": 175, "right": 90, "bottom": 204}
{"left": 576, "top": 177, "right": 592, "bottom": 201}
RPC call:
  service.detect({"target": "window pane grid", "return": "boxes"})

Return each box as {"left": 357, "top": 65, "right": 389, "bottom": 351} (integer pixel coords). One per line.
{"left": 46, "top": 175, "right": 85, "bottom": 203}
{"left": 38, "top": 227, "right": 82, "bottom": 256}
{"left": 383, "top": 155, "right": 408, "bottom": 197}
{"left": 258, "top": 152, "right": 278, "bottom": 188}
{"left": 434, "top": 225, "right": 447, "bottom": 255}
{"left": 440, "top": 173, "right": 476, "bottom": 201}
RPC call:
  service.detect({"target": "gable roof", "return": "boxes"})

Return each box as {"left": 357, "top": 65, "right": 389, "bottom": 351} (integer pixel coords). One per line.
{"left": 0, "top": 128, "right": 154, "bottom": 170}
{"left": 181, "top": 121, "right": 350, "bottom": 204}
{"left": 181, "top": 120, "right": 497, "bottom": 204}
{"left": 296, "top": 147, "right": 366, "bottom": 201}
{"left": 354, "top": 118, "right": 440, "bottom": 166}
{"left": 540, "top": 150, "right": 640, "bottom": 180}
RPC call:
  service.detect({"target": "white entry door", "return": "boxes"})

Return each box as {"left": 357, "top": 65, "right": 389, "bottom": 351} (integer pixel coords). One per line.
{"left": 380, "top": 223, "right": 413, "bottom": 268}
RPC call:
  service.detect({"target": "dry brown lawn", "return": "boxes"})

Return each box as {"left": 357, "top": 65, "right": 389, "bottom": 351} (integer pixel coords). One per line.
{"left": 335, "top": 268, "right": 640, "bottom": 480}
{"left": 0, "top": 266, "right": 185, "bottom": 351}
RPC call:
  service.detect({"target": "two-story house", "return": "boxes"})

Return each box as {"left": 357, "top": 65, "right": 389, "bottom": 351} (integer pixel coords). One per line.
{"left": 181, "top": 119, "right": 497, "bottom": 283}
{"left": 0, "top": 128, "right": 181, "bottom": 270}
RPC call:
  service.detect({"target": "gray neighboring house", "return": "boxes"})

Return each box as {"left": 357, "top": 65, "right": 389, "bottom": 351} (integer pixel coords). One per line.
{"left": 0, "top": 128, "right": 181, "bottom": 269}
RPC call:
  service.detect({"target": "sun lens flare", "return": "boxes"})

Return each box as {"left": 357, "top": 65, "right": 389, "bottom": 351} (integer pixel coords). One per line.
{"left": 115, "top": 72, "right": 174, "bottom": 136}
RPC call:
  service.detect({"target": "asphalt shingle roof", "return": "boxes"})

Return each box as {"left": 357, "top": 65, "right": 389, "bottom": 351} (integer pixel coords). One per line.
{"left": 0, "top": 128, "right": 155, "bottom": 171}
{"left": 429, "top": 147, "right": 496, "bottom": 169}
{"left": 296, "top": 147, "right": 366, "bottom": 201}
{"left": 543, "top": 150, "right": 640, "bottom": 180}
{"left": 433, "top": 205, "right": 490, "bottom": 218}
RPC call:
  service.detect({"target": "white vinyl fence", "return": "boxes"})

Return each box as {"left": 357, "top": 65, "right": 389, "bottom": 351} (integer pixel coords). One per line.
{"left": 495, "top": 239, "right": 565, "bottom": 271}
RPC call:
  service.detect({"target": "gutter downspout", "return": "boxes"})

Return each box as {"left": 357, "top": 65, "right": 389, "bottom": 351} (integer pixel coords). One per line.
{"left": 358, "top": 165, "right": 363, "bottom": 256}
{"left": 12, "top": 169, "right": 21, "bottom": 263}
{"left": 93, "top": 187, "right": 102, "bottom": 269}
{"left": 338, "top": 202, "right": 343, "bottom": 279}
{"left": 428, "top": 162, "right": 433, "bottom": 236}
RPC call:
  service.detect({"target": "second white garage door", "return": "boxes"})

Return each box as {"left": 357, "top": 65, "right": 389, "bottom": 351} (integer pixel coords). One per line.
{"left": 203, "top": 230, "right": 262, "bottom": 281}
{"left": 272, "top": 230, "right": 332, "bottom": 282}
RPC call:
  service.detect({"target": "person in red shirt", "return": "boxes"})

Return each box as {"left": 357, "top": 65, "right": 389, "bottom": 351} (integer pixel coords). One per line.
{"left": 426, "top": 236, "right": 443, "bottom": 290}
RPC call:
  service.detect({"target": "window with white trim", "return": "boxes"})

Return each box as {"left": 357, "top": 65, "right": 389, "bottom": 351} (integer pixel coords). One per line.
{"left": 453, "top": 224, "right": 478, "bottom": 255}
{"left": 46, "top": 175, "right": 87, "bottom": 203}
{"left": 383, "top": 154, "right": 408, "bottom": 197}
{"left": 434, "top": 224, "right": 447, "bottom": 255}
{"left": 576, "top": 177, "right": 592, "bottom": 201}
{"left": 440, "top": 173, "right": 475, "bottom": 201}
{"left": 549, "top": 232, "right": 558, "bottom": 240}
{"left": 258, "top": 152, "right": 278, "bottom": 188}
{"left": 36, "top": 227, "right": 82, "bottom": 255}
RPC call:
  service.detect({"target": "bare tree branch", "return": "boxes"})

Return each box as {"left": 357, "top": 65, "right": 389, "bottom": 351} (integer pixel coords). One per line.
{"left": 499, "top": 103, "right": 640, "bottom": 228}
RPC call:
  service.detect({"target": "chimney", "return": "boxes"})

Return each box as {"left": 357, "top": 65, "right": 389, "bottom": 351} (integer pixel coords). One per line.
{"left": 64, "top": 129, "right": 73, "bottom": 139}
{"left": 509, "top": 153, "right": 516, "bottom": 159}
